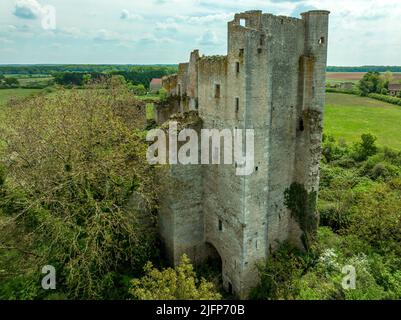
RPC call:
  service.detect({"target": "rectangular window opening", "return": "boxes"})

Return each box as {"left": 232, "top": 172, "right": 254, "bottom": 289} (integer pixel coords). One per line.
{"left": 215, "top": 84, "right": 221, "bottom": 98}
{"left": 239, "top": 19, "right": 246, "bottom": 27}
{"left": 236, "top": 62, "right": 240, "bottom": 73}
{"left": 235, "top": 97, "right": 239, "bottom": 113}
{"left": 218, "top": 219, "right": 223, "bottom": 231}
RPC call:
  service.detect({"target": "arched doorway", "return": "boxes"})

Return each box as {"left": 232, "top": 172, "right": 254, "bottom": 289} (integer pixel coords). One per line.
{"left": 195, "top": 242, "right": 223, "bottom": 292}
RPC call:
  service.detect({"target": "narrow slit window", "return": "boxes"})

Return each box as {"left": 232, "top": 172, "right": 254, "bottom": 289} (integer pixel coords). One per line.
{"left": 318, "top": 37, "right": 325, "bottom": 45}
{"left": 218, "top": 219, "right": 223, "bottom": 231}
{"left": 299, "top": 118, "right": 305, "bottom": 132}
{"left": 235, "top": 97, "right": 239, "bottom": 112}
{"left": 236, "top": 62, "right": 240, "bottom": 73}
{"left": 215, "top": 84, "right": 221, "bottom": 98}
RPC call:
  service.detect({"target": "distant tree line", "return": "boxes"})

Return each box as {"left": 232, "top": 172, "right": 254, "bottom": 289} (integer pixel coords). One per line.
{"left": 0, "top": 64, "right": 178, "bottom": 76}
{"left": 327, "top": 66, "right": 401, "bottom": 73}
{"left": 52, "top": 67, "right": 176, "bottom": 89}
{"left": 53, "top": 72, "right": 107, "bottom": 86}
{"left": 3, "top": 64, "right": 401, "bottom": 77}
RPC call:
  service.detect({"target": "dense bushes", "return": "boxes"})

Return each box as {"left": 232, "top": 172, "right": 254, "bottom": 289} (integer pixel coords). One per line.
{"left": 252, "top": 134, "right": 401, "bottom": 300}
{"left": 368, "top": 93, "right": 401, "bottom": 106}
{"left": 326, "top": 87, "right": 359, "bottom": 95}
{"left": 130, "top": 255, "right": 221, "bottom": 300}
{"left": 0, "top": 79, "right": 161, "bottom": 299}
{"left": 52, "top": 66, "right": 176, "bottom": 90}
{"left": 0, "top": 77, "right": 20, "bottom": 88}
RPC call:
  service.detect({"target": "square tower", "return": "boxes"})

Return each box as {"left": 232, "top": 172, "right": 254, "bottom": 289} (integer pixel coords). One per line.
{"left": 158, "top": 10, "right": 330, "bottom": 299}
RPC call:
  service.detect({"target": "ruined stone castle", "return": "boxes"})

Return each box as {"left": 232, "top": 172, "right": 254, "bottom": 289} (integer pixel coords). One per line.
{"left": 155, "top": 10, "right": 330, "bottom": 298}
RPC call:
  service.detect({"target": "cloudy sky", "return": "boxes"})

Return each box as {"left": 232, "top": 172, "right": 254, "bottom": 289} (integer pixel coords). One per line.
{"left": 0, "top": 0, "right": 400, "bottom": 65}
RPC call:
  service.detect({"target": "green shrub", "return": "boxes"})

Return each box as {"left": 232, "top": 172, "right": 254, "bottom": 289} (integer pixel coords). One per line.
{"left": 129, "top": 255, "right": 222, "bottom": 300}
{"left": 130, "top": 84, "right": 147, "bottom": 96}
{"left": 352, "top": 133, "right": 378, "bottom": 162}
{"left": 322, "top": 135, "right": 350, "bottom": 163}
{"left": 368, "top": 93, "right": 401, "bottom": 106}
{"left": 346, "top": 184, "right": 401, "bottom": 248}
{"left": 250, "top": 243, "right": 307, "bottom": 300}
{"left": 325, "top": 88, "right": 360, "bottom": 95}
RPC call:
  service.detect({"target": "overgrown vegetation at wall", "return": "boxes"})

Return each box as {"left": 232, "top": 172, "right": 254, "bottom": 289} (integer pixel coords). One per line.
{"left": 252, "top": 134, "right": 401, "bottom": 300}
{"left": 284, "top": 183, "right": 318, "bottom": 251}
{"left": 0, "top": 78, "right": 221, "bottom": 300}
{"left": 0, "top": 79, "right": 162, "bottom": 299}
{"left": 1, "top": 76, "right": 400, "bottom": 300}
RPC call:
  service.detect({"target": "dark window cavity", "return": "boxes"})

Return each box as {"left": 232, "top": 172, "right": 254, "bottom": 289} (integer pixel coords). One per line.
{"left": 215, "top": 84, "right": 221, "bottom": 98}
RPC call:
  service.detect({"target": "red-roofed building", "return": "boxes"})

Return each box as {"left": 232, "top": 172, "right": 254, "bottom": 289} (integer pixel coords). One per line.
{"left": 149, "top": 78, "right": 162, "bottom": 93}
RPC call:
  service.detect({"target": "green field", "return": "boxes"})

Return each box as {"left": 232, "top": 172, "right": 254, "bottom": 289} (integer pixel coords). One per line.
{"left": 0, "top": 88, "right": 43, "bottom": 106}
{"left": 324, "top": 92, "right": 401, "bottom": 150}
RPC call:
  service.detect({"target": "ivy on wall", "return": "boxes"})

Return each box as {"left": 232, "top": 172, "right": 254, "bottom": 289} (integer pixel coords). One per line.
{"left": 284, "top": 182, "right": 318, "bottom": 251}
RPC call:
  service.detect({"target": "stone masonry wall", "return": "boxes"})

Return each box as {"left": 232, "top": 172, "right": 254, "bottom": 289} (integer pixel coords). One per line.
{"left": 157, "top": 10, "right": 329, "bottom": 299}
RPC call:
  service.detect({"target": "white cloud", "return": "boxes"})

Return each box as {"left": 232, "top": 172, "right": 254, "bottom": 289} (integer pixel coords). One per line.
{"left": 59, "top": 27, "right": 83, "bottom": 38}
{"left": 155, "top": 21, "right": 179, "bottom": 33}
{"left": 94, "top": 29, "right": 121, "bottom": 41}
{"left": 172, "top": 13, "right": 235, "bottom": 25}
{"left": 198, "top": 29, "right": 219, "bottom": 46}
{"left": 0, "top": 37, "right": 14, "bottom": 44}
{"left": 13, "top": 0, "right": 45, "bottom": 19}
{"left": 120, "top": 9, "right": 143, "bottom": 20}
{"left": 1, "top": 0, "right": 401, "bottom": 64}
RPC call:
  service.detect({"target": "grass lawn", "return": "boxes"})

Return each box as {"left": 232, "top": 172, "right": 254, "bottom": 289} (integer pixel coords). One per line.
{"left": 0, "top": 88, "right": 43, "bottom": 106}
{"left": 324, "top": 92, "right": 401, "bottom": 150}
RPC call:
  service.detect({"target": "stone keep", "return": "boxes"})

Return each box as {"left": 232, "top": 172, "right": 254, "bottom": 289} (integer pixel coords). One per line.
{"left": 157, "top": 10, "right": 330, "bottom": 298}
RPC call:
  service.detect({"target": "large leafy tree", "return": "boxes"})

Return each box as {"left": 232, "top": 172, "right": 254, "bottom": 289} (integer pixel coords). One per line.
{"left": 0, "top": 78, "right": 160, "bottom": 299}
{"left": 358, "top": 72, "right": 388, "bottom": 96}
